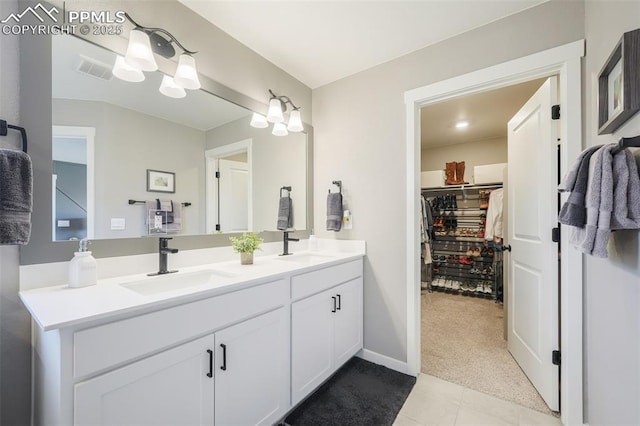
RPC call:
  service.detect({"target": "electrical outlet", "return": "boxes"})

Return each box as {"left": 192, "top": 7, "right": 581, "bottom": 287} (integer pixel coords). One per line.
{"left": 343, "top": 210, "right": 352, "bottom": 230}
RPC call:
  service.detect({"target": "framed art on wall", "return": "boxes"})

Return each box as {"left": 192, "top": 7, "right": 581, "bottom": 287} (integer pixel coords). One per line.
{"left": 598, "top": 28, "right": 640, "bottom": 135}
{"left": 147, "top": 169, "right": 175, "bottom": 193}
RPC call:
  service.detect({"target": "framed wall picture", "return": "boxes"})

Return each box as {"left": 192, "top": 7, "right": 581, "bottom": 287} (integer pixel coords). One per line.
{"left": 598, "top": 28, "right": 640, "bottom": 135}
{"left": 147, "top": 169, "right": 175, "bottom": 193}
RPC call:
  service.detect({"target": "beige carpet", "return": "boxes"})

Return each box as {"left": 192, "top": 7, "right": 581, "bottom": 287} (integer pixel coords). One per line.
{"left": 421, "top": 291, "right": 556, "bottom": 416}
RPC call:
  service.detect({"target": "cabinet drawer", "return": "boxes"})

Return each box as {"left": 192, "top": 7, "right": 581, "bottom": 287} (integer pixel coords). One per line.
{"left": 291, "top": 258, "right": 363, "bottom": 301}
{"left": 74, "top": 279, "right": 287, "bottom": 379}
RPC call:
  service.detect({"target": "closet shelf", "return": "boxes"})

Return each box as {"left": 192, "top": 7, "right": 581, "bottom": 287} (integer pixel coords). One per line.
{"left": 425, "top": 183, "right": 503, "bottom": 302}
{"left": 422, "top": 183, "right": 503, "bottom": 192}
{"left": 433, "top": 235, "right": 486, "bottom": 242}
{"left": 430, "top": 286, "right": 495, "bottom": 299}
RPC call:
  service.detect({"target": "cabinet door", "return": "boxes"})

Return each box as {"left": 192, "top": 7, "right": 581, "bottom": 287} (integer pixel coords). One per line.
{"left": 214, "top": 308, "right": 288, "bottom": 426}
{"left": 75, "top": 335, "right": 215, "bottom": 426}
{"left": 333, "top": 277, "right": 364, "bottom": 367}
{"left": 291, "top": 287, "right": 335, "bottom": 405}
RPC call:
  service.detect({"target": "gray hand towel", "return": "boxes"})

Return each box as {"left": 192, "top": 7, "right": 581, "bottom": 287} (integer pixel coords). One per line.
{"left": 558, "top": 145, "right": 600, "bottom": 227}
{"left": 326, "top": 192, "right": 343, "bottom": 232}
{"left": 570, "top": 145, "right": 607, "bottom": 254}
{"left": 558, "top": 145, "right": 602, "bottom": 192}
{"left": 0, "top": 149, "right": 33, "bottom": 245}
{"left": 611, "top": 149, "right": 640, "bottom": 230}
{"left": 277, "top": 196, "right": 292, "bottom": 230}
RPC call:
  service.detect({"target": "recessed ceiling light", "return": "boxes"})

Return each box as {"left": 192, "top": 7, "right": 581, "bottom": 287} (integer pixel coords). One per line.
{"left": 455, "top": 121, "right": 469, "bottom": 129}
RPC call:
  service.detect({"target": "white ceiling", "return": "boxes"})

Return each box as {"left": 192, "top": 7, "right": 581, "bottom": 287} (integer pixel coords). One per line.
{"left": 421, "top": 78, "right": 546, "bottom": 149}
{"left": 52, "top": 35, "right": 251, "bottom": 131}
{"left": 179, "top": 0, "right": 547, "bottom": 89}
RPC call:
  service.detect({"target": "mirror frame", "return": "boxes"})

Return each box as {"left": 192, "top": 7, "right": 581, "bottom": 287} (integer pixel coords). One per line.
{"left": 20, "top": 32, "right": 312, "bottom": 265}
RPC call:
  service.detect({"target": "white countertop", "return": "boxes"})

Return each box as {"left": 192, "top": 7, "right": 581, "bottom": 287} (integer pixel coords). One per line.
{"left": 19, "top": 250, "right": 364, "bottom": 332}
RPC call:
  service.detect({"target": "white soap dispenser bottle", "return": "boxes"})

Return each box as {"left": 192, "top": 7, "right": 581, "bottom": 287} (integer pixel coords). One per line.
{"left": 69, "top": 238, "right": 97, "bottom": 288}
{"left": 308, "top": 229, "right": 318, "bottom": 251}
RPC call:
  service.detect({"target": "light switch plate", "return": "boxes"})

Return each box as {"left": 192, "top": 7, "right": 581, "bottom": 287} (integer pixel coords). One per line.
{"left": 111, "top": 218, "right": 126, "bottom": 230}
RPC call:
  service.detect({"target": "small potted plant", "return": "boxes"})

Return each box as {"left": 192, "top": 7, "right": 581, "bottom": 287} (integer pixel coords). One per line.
{"left": 229, "top": 232, "right": 264, "bottom": 265}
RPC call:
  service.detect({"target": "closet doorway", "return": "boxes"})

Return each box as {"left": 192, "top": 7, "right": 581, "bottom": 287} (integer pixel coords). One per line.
{"left": 419, "top": 77, "right": 560, "bottom": 415}
{"left": 405, "top": 41, "right": 585, "bottom": 425}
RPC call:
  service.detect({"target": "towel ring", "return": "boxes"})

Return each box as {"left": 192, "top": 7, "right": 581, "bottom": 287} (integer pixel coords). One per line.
{"left": 0, "top": 119, "right": 28, "bottom": 153}
{"left": 329, "top": 180, "right": 342, "bottom": 194}
{"left": 280, "top": 186, "right": 292, "bottom": 198}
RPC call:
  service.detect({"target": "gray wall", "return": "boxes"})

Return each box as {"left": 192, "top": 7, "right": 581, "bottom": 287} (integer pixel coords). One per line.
{"left": 583, "top": 1, "right": 640, "bottom": 424}
{"left": 0, "top": 0, "right": 32, "bottom": 423}
{"left": 312, "top": 0, "right": 584, "bottom": 364}
{"left": 206, "top": 118, "right": 308, "bottom": 232}
{"left": 421, "top": 137, "right": 507, "bottom": 179}
{"left": 53, "top": 99, "right": 206, "bottom": 238}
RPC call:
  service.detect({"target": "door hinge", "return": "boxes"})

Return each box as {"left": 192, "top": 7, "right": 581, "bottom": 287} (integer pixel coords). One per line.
{"left": 215, "top": 171, "right": 220, "bottom": 179}
{"left": 552, "top": 226, "right": 560, "bottom": 243}
{"left": 215, "top": 224, "right": 221, "bottom": 231}
{"left": 552, "top": 350, "right": 561, "bottom": 366}
{"left": 551, "top": 105, "right": 560, "bottom": 120}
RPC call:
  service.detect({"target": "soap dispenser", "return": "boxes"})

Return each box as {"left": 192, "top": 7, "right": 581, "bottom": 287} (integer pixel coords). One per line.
{"left": 69, "top": 238, "right": 97, "bottom": 288}
{"left": 308, "top": 229, "right": 318, "bottom": 251}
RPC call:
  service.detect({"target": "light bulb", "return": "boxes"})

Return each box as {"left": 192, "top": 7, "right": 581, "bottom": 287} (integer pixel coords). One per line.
{"left": 124, "top": 29, "right": 157, "bottom": 72}
{"left": 112, "top": 55, "right": 145, "bottom": 82}
{"left": 272, "top": 122, "right": 289, "bottom": 136}
{"left": 266, "top": 98, "right": 284, "bottom": 123}
{"left": 173, "top": 54, "right": 201, "bottom": 90}
{"left": 250, "top": 112, "right": 269, "bottom": 129}
{"left": 159, "top": 75, "right": 186, "bottom": 98}
{"left": 287, "top": 109, "right": 304, "bottom": 132}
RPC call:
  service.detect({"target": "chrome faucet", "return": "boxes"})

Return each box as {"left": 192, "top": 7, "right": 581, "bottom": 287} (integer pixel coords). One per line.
{"left": 280, "top": 231, "right": 299, "bottom": 256}
{"left": 149, "top": 237, "right": 179, "bottom": 276}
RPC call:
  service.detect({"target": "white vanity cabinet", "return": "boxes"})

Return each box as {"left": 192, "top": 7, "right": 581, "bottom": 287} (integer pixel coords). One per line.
{"left": 24, "top": 252, "right": 365, "bottom": 426}
{"left": 74, "top": 308, "right": 288, "bottom": 426}
{"left": 75, "top": 334, "right": 216, "bottom": 425}
{"left": 32, "top": 278, "right": 290, "bottom": 426}
{"left": 214, "top": 307, "right": 288, "bottom": 426}
{"left": 290, "top": 259, "right": 363, "bottom": 405}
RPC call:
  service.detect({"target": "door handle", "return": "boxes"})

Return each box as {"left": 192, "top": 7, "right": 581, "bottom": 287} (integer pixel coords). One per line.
{"left": 336, "top": 294, "right": 341, "bottom": 310}
{"left": 206, "top": 349, "right": 213, "bottom": 378}
{"left": 331, "top": 296, "right": 336, "bottom": 313}
{"left": 220, "top": 344, "right": 227, "bottom": 371}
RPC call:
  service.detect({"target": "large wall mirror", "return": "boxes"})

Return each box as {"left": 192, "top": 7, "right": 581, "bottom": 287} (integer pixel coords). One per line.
{"left": 51, "top": 34, "right": 308, "bottom": 240}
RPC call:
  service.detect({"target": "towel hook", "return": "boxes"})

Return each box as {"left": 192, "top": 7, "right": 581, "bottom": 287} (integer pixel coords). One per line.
{"left": 329, "top": 180, "right": 342, "bottom": 194}
{"left": 612, "top": 134, "right": 640, "bottom": 154}
{"left": 280, "top": 186, "right": 292, "bottom": 198}
{"left": 0, "top": 119, "right": 28, "bottom": 153}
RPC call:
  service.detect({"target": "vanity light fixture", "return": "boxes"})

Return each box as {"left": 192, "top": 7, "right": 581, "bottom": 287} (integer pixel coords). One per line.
{"left": 250, "top": 112, "right": 269, "bottom": 129}
{"left": 113, "top": 13, "right": 201, "bottom": 97}
{"left": 251, "top": 89, "right": 304, "bottom": 135}
{"left": 112, "top": 55, "right": 145, "bottom": 82}
{"left": 159, "top": 75, "right": 186, "bottom": 99}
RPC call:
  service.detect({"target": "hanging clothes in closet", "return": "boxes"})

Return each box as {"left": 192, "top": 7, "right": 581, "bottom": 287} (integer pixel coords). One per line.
{"left": 484, "top": 188, "right": 504, "bottom": 243}
{"left": 420, "top": 195, "right": 434, "bottom": 288}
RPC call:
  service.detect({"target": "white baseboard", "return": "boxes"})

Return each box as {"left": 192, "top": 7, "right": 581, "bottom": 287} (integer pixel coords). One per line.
{"left": 357, "top": 349, "right": 413, "bottom": 376}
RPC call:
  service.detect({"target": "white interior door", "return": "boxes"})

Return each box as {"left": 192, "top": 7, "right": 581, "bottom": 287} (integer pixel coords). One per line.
{"left": 219, "top": 159, "right": 249, "bottom": 233}
{"left": 507, "top": 77, "right": 559, "bottom": 411}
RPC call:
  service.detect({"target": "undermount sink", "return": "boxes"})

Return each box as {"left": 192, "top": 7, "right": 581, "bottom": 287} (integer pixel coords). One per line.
{"left": 121, "top": 269, "right": 236, "bottom": 296}
{"left": 275, "top": 253, "right": 335, "bottom": 264}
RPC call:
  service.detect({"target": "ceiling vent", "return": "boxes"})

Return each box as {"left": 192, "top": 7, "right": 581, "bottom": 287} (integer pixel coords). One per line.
{"left": 76, "top": 55, "right": 113, "bottom": 81}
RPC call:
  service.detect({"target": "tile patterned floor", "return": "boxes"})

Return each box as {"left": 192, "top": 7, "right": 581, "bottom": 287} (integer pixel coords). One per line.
{"left": 393, "top": 374, "right": 561, "bottom": 426}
